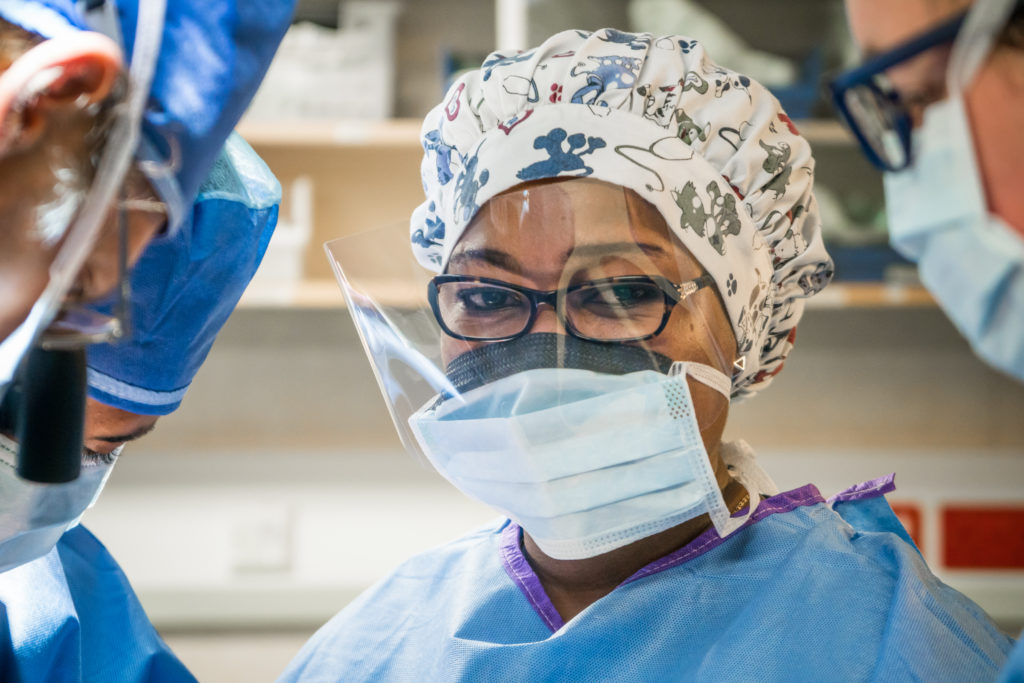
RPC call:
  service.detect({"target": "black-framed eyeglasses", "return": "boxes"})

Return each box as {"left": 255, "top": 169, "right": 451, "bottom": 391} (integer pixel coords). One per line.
{"left": 427, "top": 273, "right": 715, "bottom": 343}
{"left": 829, "top": 8, "right": 969, "bottom": 172}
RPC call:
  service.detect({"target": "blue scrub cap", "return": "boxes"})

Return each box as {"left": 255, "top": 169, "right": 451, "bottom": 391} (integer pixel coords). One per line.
{"left": 0, "top": 0, "right": 294, "bottom": 232}
{"left": 85, "top": 134, "right": 280, "bottom": 415}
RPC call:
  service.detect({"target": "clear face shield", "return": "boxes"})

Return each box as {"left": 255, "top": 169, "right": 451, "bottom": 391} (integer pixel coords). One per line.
{"left": 329, "top": 179, "right": 749, "bottom": 559}
{"left": 0, "top": 0, "right": 165, "bottom": 488}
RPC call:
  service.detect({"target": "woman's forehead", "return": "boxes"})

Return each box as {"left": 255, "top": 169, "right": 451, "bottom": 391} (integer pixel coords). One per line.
{"left": 457, "top": 178, "right": 700, "bottom": 273}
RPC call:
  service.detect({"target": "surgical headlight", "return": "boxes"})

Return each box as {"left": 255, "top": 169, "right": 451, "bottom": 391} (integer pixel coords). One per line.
{"left": 0, "top": 346, "right": 85, "bottom": 484}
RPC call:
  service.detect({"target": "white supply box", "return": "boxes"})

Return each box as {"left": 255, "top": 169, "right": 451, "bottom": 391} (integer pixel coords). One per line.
{"left": 246, "top": 1, "right": 402, "bottom": 121}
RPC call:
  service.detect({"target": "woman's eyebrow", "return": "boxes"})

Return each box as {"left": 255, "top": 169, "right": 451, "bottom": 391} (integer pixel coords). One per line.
{"left": 567, "top": 241, "right": 668, "bottom": 259}
{"left": 448, "top": 248, "right": 523, "bottom": 273}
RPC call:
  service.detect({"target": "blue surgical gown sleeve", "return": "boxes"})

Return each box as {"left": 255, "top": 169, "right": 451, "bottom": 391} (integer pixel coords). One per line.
{"left": 0, "top": 525, "right": 195, "bottom": 682}
{"left": 279, "top": 484, "right": 1013, "bottom": 682}
{"left": 999, "top": 636, "right": 1024, "bottom": 683}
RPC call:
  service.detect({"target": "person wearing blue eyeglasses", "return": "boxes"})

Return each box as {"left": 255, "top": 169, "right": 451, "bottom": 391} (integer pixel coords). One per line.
{"left": 834, "top": 1, "right": 1024, "bottom": 680}
{"left": 831, "top": 0, "right": 1024, "bottom": 383}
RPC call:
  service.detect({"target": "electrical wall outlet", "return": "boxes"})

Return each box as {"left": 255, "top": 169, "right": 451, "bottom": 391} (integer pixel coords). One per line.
{"left": 231, "top": 503, "right": 293, "bottom": 575}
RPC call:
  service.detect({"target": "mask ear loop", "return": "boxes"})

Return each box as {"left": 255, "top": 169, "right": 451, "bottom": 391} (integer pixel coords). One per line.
{"left": 668, "top": 360, "right": 756, "bottom": 537}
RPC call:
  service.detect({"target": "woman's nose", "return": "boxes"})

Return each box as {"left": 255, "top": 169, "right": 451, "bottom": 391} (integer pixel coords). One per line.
{"left": 527, "top": 303, "right": 567, "bottom": 335}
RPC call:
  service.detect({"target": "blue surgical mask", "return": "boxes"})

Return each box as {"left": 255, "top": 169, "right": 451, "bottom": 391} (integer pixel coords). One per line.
{"left": 0, "top": 433, "right": 118, "bottom": 573}
{"left": 409, "top": 362, "right": 759, "bottom": 560}
{"left": 883, "top": 96, "right": 1024, "bottom": 382}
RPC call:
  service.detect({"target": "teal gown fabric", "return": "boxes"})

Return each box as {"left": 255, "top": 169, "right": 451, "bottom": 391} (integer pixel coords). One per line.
{"left": 0, "top": 525, "right": 194, "bottom": 682}
{"left": 279, "top": 477, "right": 1013, "bottom": 682}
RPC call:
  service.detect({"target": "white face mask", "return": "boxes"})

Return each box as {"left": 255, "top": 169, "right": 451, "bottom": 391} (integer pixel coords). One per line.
{"left": 883, "top": 0, "right": 1024, "bottom": 382}
{"left": 0, "top": 433, "right": 118, "bottom": 573}
{"left": 409, "top": 362, "right": 757, "bottom": 561}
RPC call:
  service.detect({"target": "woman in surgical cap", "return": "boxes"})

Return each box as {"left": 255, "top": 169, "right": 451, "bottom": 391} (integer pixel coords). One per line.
{"left": 282, "top": 29, "right": 1013, "bottom": 681}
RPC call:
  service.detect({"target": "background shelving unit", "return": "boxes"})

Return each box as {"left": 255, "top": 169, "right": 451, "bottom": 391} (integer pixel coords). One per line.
{"left": 235, "top": 117, "right": 912, "bottom": 310}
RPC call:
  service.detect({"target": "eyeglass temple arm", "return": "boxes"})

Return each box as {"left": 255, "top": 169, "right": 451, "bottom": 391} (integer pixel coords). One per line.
{"left": 671, "top": 273, "right": 716, "bottom": 301}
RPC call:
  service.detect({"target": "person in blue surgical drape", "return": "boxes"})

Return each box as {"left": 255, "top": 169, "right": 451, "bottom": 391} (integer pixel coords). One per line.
{"left": 0, "top": 133, "right": 280, "bottom": 682}
{"left": 281, "top": 29, "right": 1014, "bottom": 682}
{"left": 0, "top": 0, "right": 292, "bottom": 679}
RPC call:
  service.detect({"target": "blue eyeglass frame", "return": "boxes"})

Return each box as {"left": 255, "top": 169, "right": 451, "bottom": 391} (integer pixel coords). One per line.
{"left": 829, "top": 8, "right": 968, "bottom": 172}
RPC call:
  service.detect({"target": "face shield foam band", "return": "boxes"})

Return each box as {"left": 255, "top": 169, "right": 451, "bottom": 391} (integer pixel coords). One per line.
{"left": 444, "top": 333, "right": 677, "bottom": 395}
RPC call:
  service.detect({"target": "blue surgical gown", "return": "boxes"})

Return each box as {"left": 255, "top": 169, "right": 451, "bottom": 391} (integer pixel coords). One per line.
{"left": 0, "top": 525, "right": 194, "bottom": 682}
{"left": 999, "top": 637, "right": 1024, "bottom": 683}
{"left": 279, "top": 480, "right": 1013, "bottom": 682}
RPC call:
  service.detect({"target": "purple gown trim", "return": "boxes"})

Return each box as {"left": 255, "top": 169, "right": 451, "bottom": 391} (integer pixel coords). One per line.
{"left": 827, "top": 473, "right": 897, "bottom": 505}
{"left": 498, "top": 523, "right": 564, "bottom": 632}
{"left": 497, "top": 483, "right": 826, "bottom": 633}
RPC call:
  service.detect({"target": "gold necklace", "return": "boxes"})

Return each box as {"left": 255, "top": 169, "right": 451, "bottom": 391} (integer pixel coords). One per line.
{"left": 728, "top": 483, "right": 750, "bottom": 514}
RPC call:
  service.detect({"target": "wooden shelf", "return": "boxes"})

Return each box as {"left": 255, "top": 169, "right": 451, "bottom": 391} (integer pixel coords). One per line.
{"left": 792, "top": 119, "right": 853, "bottom": 145}
{"left": 238, "top": 279, "right": 933, "bottom": 311}
{"left": 237, "top": 118, "right": 423, "bottom": 149}
{"left": 806, "top": 282, "right": 934, "bottom": 309}
{"left": 237, "top": 118, "right": 853, "bottom": 148}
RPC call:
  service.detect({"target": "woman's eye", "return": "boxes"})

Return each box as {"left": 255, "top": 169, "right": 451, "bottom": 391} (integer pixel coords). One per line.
{"left": 460, "top": 288, "right": 521, "bottom": 311}
{"left": 610, "top": 285, "right": 657, "bottom": 305}
{"left": 584, "top": 284, "right": 657, "bottom": 308}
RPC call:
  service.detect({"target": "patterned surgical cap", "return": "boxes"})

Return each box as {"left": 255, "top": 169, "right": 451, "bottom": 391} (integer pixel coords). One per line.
{"left": 412, "top": 28, "right": 833, "bottom": 400}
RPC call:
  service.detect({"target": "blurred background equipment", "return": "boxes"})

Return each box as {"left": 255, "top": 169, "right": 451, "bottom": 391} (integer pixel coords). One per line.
{"left": 245, "top": 1, "right": 402, "bottom": 121}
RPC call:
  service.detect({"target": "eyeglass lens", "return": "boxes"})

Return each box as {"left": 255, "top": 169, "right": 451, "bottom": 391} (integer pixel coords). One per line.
{"left": 434, "top": 279, "right": 670, "bottom": 341}
{"left": 843, "top": 83, "right": 909, "bottom": 169}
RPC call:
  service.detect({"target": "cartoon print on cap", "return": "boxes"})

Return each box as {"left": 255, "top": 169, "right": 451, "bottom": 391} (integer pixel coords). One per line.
{"left": 412, "top": 201, "right": 446, "bottom": 250}
{"left": 671, "top": 181, "right": 742, "bottom": 255}
{"left": 759, "top": 139, "right": 792, "bottom": 197}
{"left": 516, "top": 128, "right": 607, "bottom": 180}
{"left": 637, "top": 73, "right": 710, "bottom": 130}
{"left": 502, "top": 75, "right": 539, "bottom": 103}
{"left": 482, "top": 51, "right": 536, "bottom": 81}
{"left": 598, "top": 29, "right": 652, "bottom": 51}
{"left": 671, "top": 108, "right": 710, "bottom": 145}
{"left": 799, "top": 262, "right": 834, "bottom": 295}
{"left": 569, "top": 56, "right": 642, "bottom": 105}
{"left": 423, "top": 128, "right": 456, "bottom": 186}
{"left": 454, "top": 150, "right": 490, "bottom": 221}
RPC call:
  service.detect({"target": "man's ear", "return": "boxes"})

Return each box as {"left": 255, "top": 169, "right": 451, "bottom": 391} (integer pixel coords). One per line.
{"left": 0, "top": 32, "right": 122, "bottom": 155}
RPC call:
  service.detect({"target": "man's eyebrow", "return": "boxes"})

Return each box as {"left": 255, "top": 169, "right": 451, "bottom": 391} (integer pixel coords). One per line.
{"left": 94, "top": 422, "right": 157, "bottom": 444}
{"left": 448, "top": 248, "right": 522, "bottom": 273}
